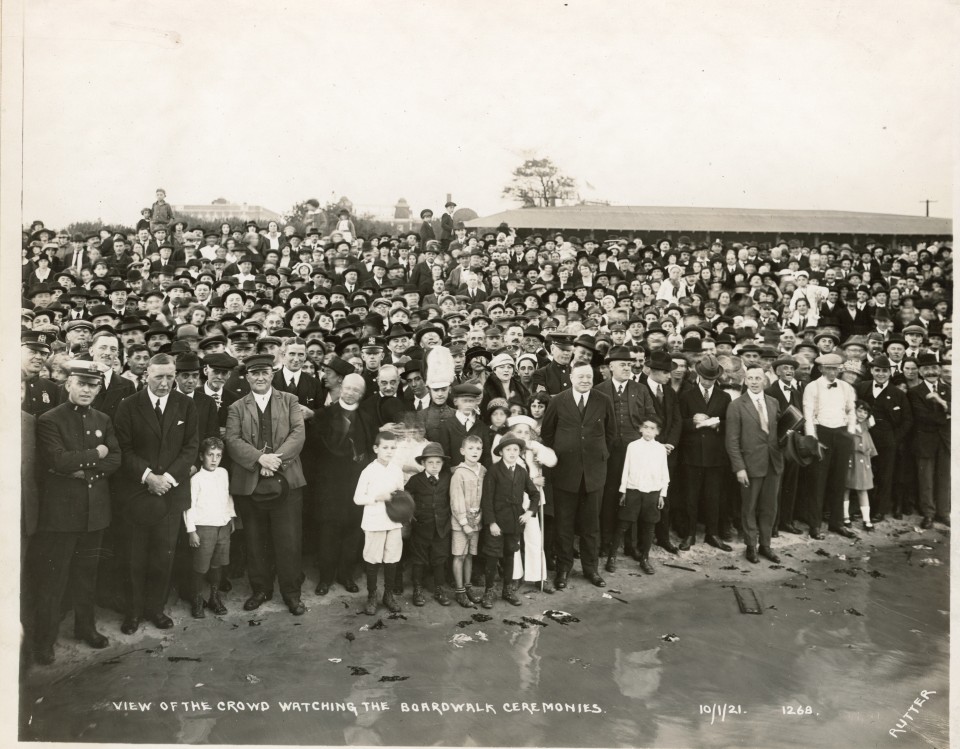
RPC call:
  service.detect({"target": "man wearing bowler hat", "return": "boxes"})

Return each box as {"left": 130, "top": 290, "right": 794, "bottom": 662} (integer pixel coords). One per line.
{"left": 30, "top": 361, "right": 121, "bottom": 664}
{"left": 594, "top": 346, "right": 657, "bottom": 566}
{"left": 802, "top": 352, "right": 858, "bottom": 540}
{"left": 643, "top": 351, "right": 683, "bottom": 554}
{"left": 725, "top": 365, "right": 783, "bottom": 565}
{"left": 908, "top": 353, "right": 950, "bottom": 528}
{"left": 677, "top": 354, "right": 732, "bottom": 551}
{"left": 225, "top": 354, "right": 307, "bottom": 614}
{"left": 855, "top": 355, "right": 912, "bottom": 524}
{"left": 765, "top": 356, "right": 805, "bottom": 534}
{"left": 540, "top": 362, "right": 615, "bottom": 589}
{"left": 113, "top": 353, "right": 199, "bottom": 633}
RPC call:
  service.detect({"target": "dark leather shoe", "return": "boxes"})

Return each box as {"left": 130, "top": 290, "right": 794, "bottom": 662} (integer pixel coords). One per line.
{"left": 920, "top": 517, "right": 933, "bottom": 529}
{"left": 206, "top": 591, "right": 227, "bottom": 616}
{"left": 148, "top": 612, "right": 174, "bottom": 629}
{"left": 586, "top": 573, "right": 606, "bottom": 587}
{"left": 120, "top": 617, "right": 140, "bottom": 635}
{"left": 759, "top": 546, "right": 781, "bottom": 564}
{"left": 810, "top": 532, "right": 826, "bottom": 541}
{"left": 338, "top": 578, "right": 360, "bottom": 594}
{"left": 34, "top": 645, "right": 55, "bottom": 665}
{"left": 833, "top": 527, "right": 857, "bottom": 539}
{"left": 679, "top": 536, "right": 696, "bottom": 551}
{"left": 554, "top": 570, "right": 568, "bottom": 590}
{"left": 657, "top": 540, "right": 680, "bottom": 555}
{"left": 935, "top": 515, "right": 950, "bottom": 527}
{"left": 892, "top": 511, "right": 903, "bottom": 520}
{"left": 745, "top": 546, "right": 759, "bottom": 564}
{"left": 870, "top": 513, "right": 885, "bottom": 523}
{"left": 244, "top": 591, "right": 272, "bottom": 611}
{"left": 314, "top": 582, "right": 330, "bottom": 596}
{"left": 705, "top": 535, "right": 733, "bottom": 552}
{"left": 639, "top": 557, "right": 655, "bottom": 575}
{"left": 604, "top": 557, "right": 617, "bottom": 573}
{"left": 284, "top": 598, "right": 306, "bottom": 616}
{"left": 412, "top": 585, "right": 426, "bottom": 607}
{"left": 76, "top": 629, "right": 109, "bottom": 649}
{"left": 780, "top": 522, "right": 803, "bottom": 535}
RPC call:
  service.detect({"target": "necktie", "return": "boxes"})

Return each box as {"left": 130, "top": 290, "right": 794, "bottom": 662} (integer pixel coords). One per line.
{"left": 755, "top": 396, "right": 769, "bottom": 433}
{"left": 703, "top": 388, "right": 711, "bottom": 402}
{"left": 578, "top": 396, "right": 586, "bottom": 416}
{"left": 212, "top": 389, "right": 222, "bottom": 408}
{"left": 154, "top": 399, "right": 163, "bottom": 424}
{"left": 655, "top": 384, "right": 663, "bottom": 404}
{"left": 428, "top": 475, "right": 438, "bottom": 486}
{"left": 464, "top": 417, "right": 473, "bottom": 431}
{"left": 288, "top": 378, "right": 295, "bottom": 390}
{"left": 417, "top": 400, "right": 425, "bottom": 411}
{"left": 617, "top": 385, "right": 624, "bottom": 397}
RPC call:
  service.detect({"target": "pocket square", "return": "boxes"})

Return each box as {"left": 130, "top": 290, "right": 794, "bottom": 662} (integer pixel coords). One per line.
{"left": 177, "top": 419, "right": 185, "bottom": 425}
{"left": 893, "top": 407, "right": 901, "bottom": 411}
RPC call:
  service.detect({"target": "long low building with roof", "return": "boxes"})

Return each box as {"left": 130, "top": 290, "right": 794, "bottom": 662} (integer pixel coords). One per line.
{"left": 465, "top": 205, "right": 952, "bottom": 245}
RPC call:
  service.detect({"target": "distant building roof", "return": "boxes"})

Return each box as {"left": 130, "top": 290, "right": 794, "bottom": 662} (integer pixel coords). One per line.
{"left": 465, "top": 205, "right": 952, "bottom": 236}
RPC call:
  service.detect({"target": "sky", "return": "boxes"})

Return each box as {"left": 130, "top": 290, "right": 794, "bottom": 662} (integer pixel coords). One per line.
{"left": 17, "top": 0, "right": 958, "bottom": 229}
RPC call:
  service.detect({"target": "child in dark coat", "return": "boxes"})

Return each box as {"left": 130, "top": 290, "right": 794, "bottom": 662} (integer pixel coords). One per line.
{"left": 405, "top": 442, "right": 453, "bottom": 607}
{"left": 479, "top": 435, "right": 539, "bottom": 608}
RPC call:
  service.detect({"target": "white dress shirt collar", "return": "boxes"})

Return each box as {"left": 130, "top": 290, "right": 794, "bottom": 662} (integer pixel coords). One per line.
{"left": 282, "top": 367, "right": 300, "bottom": 387}
{"left": 253, "top": 389, "right": 273, "bottom": 411}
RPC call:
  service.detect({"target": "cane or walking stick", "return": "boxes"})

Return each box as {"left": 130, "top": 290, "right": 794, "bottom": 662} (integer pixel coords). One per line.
{"left": 539, "top": 493, "right": 546, "bottom": 593}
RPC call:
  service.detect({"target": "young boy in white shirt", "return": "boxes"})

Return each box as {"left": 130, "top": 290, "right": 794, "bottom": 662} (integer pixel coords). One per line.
{"left": 354, "top": 430, "right": 406, "bottom": 615}
{"left": 611, "top": 416, "right": 670, "bottom": 575}
{"left": 186, "top": 437, "right": 236, "bottom": 618}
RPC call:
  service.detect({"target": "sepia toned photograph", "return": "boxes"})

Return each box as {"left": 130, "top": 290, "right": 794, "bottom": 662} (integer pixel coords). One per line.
{"left": 5, "top": 1, "right": 954, "bottom": 746}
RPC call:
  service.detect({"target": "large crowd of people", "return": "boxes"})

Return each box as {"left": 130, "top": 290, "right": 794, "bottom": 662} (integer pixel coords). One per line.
{"left": 19, "top": 191, "right": 952, "bottom": 667}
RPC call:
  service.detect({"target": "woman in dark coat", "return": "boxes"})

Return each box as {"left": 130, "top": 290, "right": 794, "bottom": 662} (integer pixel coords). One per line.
{"left": 481, "top": 353, "right": 530, "bottom": 413}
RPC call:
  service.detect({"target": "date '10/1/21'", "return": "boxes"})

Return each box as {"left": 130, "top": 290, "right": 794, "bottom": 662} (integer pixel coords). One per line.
{"left": 699, "top": 705, "right": 816, "bottom": 724}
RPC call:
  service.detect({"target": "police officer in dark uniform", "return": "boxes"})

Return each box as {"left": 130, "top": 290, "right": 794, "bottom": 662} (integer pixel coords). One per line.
{"left": 21, "top": 330, "right": 59, "bottom": 417}
{"left": 529, "top": 334, "right": 575, "bottom": 395}
{"left": 30, "top": 361, "right": 121, "bottom": 665}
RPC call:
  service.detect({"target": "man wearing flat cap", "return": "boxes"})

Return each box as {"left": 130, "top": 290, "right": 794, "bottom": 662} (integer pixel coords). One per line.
{"left": 29, "top": 361, "right": 121, "bottom": 665}
{"left": 418, "top": 209, "right": 436, "bottom": 249}
{"left": 225, "top": 354, "right": 307, "bottom": 614}
{"left": 908, "top": 354, "right": 950, "bottom": 528}
{"left": 802, "top": 352, "right": 858, "bottom": 540}
{"left": 440, "top": 201, "right": 456, "bottom": 250}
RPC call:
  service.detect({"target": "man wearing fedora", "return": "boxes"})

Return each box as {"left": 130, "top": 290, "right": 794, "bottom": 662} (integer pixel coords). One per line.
{"left": 678, "top": 354, "right": 732, "bottom": 551}
{"left": 224, "top": 354, "right": 307, "bottom": 615}
{"left": 594, "top": 346, "right": 657, "bottom": 566}
{"left": 802, "top": 352, "right": 858, "bottom": 540}
{"left": 540, "top": 362, "right": 615, "bottom": 589}
{"left": 726, "top": 365, "right": 783, "bottom": 564}
{"left": 855, "top": 354, "right": 912, "bottom": 523}
{"left": 30, "top": 361, "right": 121, "bottom": 664}
{"left": 113, "top": 353, "right": 199, "bottom": 633}
{"left": 909, "top": 353, "right": 950, "bottom": 528}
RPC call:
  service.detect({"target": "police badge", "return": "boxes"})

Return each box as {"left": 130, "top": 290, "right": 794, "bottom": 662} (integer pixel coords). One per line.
{"left": 42, "top": 391, "right": 50, "bottom": 403}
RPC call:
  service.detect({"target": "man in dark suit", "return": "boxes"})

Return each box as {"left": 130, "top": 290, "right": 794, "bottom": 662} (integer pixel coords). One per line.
{"left": 225, "top": 354, "right": 308, "bottom": 614}
{"left": 677, "top": 355, "right": 732, "bottom": 551}
{"left": 836, "top": 296, "right": 873, "bottom": 340}
{"left": 113, "top": 353, "right": 199, "bottom": 633}
{"left": 540, "top": 362, "right": 615, "bottom": 589}
{"left": 30, "top": 362, "right": 121, "bottom": 665}
{"left": 908, "top": 354, "right": 950, "bottom": 528}
{"left": 360, "top": 363, "right": 406, "bottom": 428}
{"left": 594, "top": 346, "right": 657, "bottom": 567}
{"left": 174, "top": 353, "right": 220, "bottom": 443}
{"left": 856, "top": 355, "right": 912, "bottom": 523}
{"left": 418, "top": 209, "right": 436, "bottom": 249}
{"left": 440, "top": 201, "right": 456, "bottom": 250}
{"left": 643, "top": 352, "right": 683, "bottom": 554}
{"left": 311, "top": 373, "right": 376, "bottom": 597}
{"left": 408, "top": 239, "right": 438, "bottom": 291}
{"left": 530, "top": 334, "right": 574, "bottom": 395}
{"left": 726, "top": 365, "right": 783, "bottom": 564}
{"left": 765, "top": 356, "right": 804, "bottom": 534}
